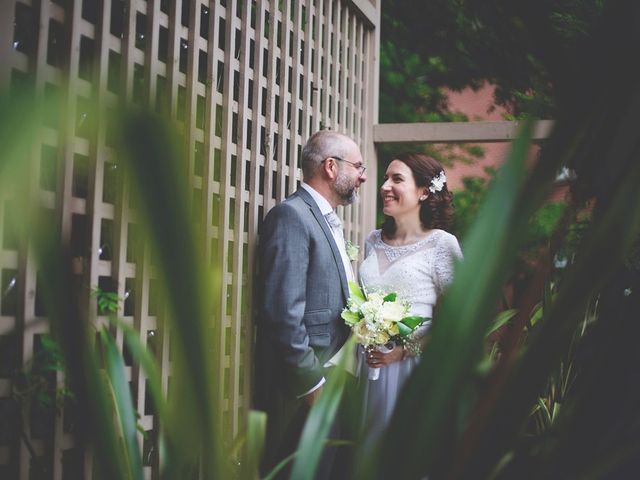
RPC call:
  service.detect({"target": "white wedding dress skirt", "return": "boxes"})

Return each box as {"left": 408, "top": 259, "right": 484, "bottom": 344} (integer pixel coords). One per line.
{"left": 357, "top": 229, "right": 462, "bottom": 443}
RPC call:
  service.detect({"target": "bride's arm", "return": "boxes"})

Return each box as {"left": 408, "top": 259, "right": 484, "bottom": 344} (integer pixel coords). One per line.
{"left": 401, "top": 322, "right": 431, "bottom": 359}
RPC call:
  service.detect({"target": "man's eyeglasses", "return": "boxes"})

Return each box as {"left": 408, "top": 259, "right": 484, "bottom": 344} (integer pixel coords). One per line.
{"left": 325, "top": 156, "right": 366, "bottom": 176}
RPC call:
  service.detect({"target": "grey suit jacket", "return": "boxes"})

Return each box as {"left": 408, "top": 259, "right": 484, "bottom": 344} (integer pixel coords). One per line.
{"left": 255, "top": 187, "right": 350, "bottom": 400}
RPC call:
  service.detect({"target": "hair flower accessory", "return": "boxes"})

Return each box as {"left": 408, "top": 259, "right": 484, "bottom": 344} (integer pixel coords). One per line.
{"left": 429, "top": 171, "right": 447, "bottom": 193}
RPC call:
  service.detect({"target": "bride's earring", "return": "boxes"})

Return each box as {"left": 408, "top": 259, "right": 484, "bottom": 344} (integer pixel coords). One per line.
{"left": 419, "top": 195, "right": 427, "bottom": 202}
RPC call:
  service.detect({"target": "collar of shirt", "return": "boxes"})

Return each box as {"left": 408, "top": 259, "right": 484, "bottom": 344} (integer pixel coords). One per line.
{"left": 300, "top": 182, "right": 333, "bottom": 216}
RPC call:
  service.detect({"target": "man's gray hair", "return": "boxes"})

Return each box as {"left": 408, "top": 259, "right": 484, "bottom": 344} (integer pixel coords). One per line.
{"left": 301, "top": 130, "right": 353, "bottom": 180}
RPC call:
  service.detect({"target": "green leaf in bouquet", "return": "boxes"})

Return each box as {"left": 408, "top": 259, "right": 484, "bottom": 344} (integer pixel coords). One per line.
{"left": 400, "top": 316, "right": 429, "bottom": 331}
{"left": 383, "top": 292, "right": 397, "bottom": 302}
{"left": 348, "top": 281, "right": 367, "bottom": 306}
{"left": 341, "top": 310, "right": 360, "bottom": 325}
{"left": 397, "top": 322, "right": 413, "bottom": 337}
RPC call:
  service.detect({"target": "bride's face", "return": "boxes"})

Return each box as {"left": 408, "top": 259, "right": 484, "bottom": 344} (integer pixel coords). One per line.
{"left": 380, "top": 160, "right": 427, "bottom": 220}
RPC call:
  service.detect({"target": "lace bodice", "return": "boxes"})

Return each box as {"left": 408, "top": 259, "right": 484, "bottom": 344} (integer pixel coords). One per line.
{"left": 358, "top": 229, "right": 463, "bottom": 318}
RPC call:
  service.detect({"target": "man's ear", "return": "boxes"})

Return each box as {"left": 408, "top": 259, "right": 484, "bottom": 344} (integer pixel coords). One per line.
{"left": 322, "top": 158, "right": 337, "bottom": 180}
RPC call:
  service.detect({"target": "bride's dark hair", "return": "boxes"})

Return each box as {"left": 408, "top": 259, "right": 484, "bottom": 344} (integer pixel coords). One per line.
{"left": 381, "top": 152, "right": 455, "bottom": 237}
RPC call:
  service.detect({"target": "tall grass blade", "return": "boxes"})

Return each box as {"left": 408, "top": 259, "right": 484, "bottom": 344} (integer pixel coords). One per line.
{"left": 100, "top": 328, "right": 144, "bottom": 480}
{"left": 117, "top": 110, "right": 226, "bottom": 477}
{"left": 117, "top": 319, "right": 169, "bottom": 424}
{"left": 289, "top": 338, "right": 355, "bottom": 479}
{"left": 486, "top": 309, "right": 518, "bottom": 338}
{"left": 243, "top": 410, "right": 267, "bottom": 479}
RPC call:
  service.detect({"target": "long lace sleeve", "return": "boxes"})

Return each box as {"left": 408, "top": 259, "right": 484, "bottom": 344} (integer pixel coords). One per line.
{"left": 404, "top": 232, "right": 462, "bottom": 357}
{"left": 433, "top": 232, "right": 463, "bottom": 295}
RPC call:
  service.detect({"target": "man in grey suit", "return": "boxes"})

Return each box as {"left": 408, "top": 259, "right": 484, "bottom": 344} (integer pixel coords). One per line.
{"left": 254, "top": 130, "right": 367, "bottom": 478}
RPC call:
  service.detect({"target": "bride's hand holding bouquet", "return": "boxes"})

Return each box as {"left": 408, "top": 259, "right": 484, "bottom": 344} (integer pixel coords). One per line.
{"left": 341, "top": 281, "right": 428, "bottom": 380}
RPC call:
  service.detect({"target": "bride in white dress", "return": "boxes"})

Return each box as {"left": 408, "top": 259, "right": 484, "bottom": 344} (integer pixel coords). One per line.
{"left": 358, "top": 152, "right": 463, "bottom": 440}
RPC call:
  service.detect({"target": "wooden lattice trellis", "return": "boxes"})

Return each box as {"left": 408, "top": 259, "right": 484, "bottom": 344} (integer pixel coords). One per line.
{"left": 0, "top": 0, "right": 380, "bottom": 478}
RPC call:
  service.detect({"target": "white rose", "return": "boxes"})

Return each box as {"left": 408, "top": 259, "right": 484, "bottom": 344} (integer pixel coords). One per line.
{"left": 382, "top": 300, "right": 408, "bottom": 322}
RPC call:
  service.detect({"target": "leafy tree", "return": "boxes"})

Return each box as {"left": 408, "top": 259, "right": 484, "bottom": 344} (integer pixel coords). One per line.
{"left": 380, "top": 0, "right": 606, "bottom": 121}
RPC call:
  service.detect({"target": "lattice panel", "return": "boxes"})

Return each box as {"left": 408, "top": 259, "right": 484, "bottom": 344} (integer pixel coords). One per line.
{"left": 0, "top": 0, "right": 379, "bottom": 478}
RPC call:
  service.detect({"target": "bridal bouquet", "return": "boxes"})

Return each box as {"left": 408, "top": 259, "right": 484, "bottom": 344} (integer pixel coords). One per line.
{"left": 341, "top": 281, "right": 427, "bottom": 380}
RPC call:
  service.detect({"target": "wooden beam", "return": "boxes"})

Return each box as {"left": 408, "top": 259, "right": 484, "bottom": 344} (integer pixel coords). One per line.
{"left": 373, "top": 120, "right": 554, "bottom": 144}
{"left": 348, "top": 0, "right": 378, "bottom": 27}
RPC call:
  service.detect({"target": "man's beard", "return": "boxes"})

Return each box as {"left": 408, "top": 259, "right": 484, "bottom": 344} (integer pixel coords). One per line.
{"left": 334, "top": 170, "right": 358, "bottom": 205}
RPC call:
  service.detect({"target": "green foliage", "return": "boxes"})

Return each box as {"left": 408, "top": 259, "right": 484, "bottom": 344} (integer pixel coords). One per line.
{"left": 11, "top": 333, "right": 70, "bottom": 409}
{"left": 451, "top": 171, "right": 494, "bottom": 238}
{"left": 465, "top": 145, "right": 486, "bottom": 158}
{"left": 290, "top": 339, "right": 355, "bottom": 479}
{"left": 528, "top": 202, "right": 567, "bottom": 242}
{"left": 0, "top": 93, "right": 229, "bottom": 478}
{"left": 99, "top": 327, "right": 144, "bottom": 480}
{"left": 378, "top": 40, "right": 452, "bottom": 124}
{"left": 381, "top": 0, "right": 606, "bottom": 120}
{"left": 2, "top": 3, "right": 640, "bottom": 479}
{"left": 360, "top": 4, "right": 640, "bottom": 476}
{"left": 93, "top": 288, "right": 120, "bottom": 315}
{"left": 454, "top": 170, "right": 575, "bottom": 278}
{"left": 378, "top": 31, "right": 483, "bottom": 166}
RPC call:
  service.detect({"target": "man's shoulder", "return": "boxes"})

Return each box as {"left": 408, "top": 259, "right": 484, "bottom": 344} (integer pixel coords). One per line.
{"left": 262, "top": 193, "right": 313, "bottom": 230}
{"left": 266, "top": 191, "right": 310, "bottom": 217}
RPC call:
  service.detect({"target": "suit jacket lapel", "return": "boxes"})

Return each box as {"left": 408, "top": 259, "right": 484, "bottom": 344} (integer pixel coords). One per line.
{"left": 296, "top": 188, "right": 349, "bottom": 300}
